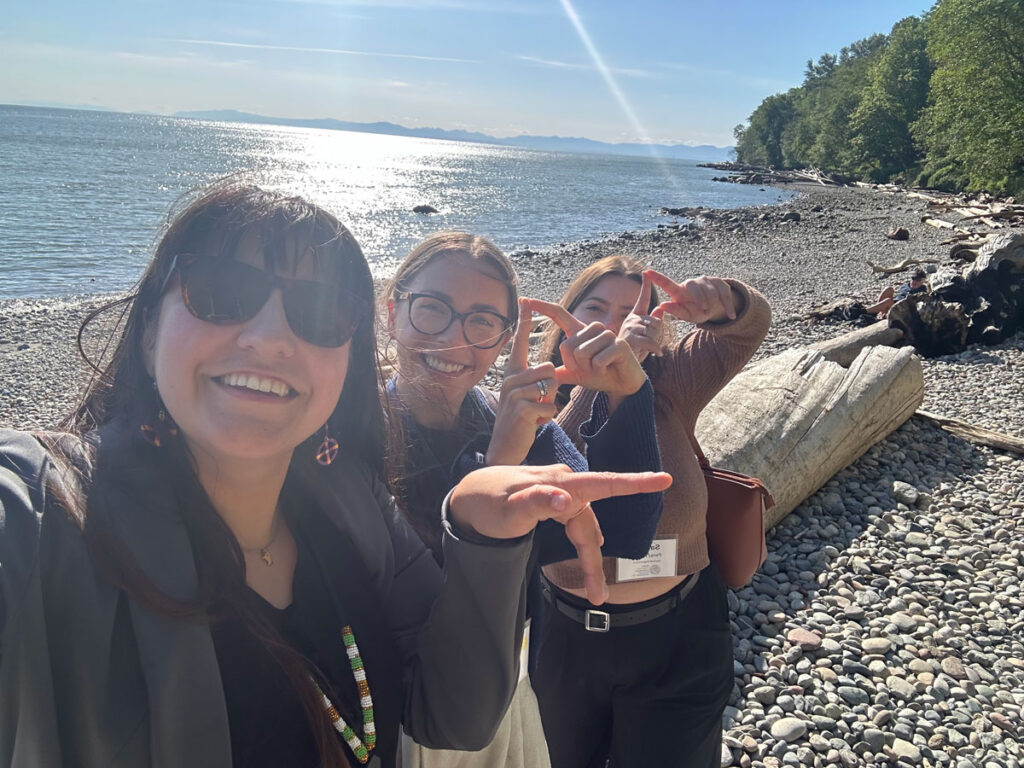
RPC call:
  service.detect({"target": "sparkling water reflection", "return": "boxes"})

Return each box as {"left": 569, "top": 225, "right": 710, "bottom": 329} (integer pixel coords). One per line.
{"left": 0, "top": 105, "right": 792, "bottom": 299}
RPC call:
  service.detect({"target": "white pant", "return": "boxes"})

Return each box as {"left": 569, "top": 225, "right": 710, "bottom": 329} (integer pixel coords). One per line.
{"left": 401, "top": 624, "right": 551, "bottom": 768}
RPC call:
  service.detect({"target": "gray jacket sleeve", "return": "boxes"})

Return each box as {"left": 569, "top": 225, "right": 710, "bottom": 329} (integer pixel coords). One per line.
{"left": 368, "top": 473, "right": 532, "bottom": 751}
{"left": 0, "top": 431, "right": 50, "bottom": 661}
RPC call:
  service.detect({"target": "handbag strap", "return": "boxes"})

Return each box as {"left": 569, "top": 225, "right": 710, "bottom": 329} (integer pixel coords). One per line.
{"left": 685, "top": 427, "right": 712, "bottom": 470}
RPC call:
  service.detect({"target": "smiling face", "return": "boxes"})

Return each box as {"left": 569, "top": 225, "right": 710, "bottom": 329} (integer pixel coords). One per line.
{"left": 146, "top": 234, "right": 351, "bottom": 471}
{"left": 571, "top": 274, "right": 642, "bottom": 335}
{"left": 391, "top": 251, "right": 513, "bottom": 415}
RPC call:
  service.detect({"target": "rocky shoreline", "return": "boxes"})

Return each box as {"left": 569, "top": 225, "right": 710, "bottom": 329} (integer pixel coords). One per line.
{"left": 2, "top": 183, "right": 1022, "bottom": 766}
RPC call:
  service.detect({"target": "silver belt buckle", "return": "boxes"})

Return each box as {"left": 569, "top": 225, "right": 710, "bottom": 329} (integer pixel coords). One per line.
{"left": 584, "top": 609, "right": 611, "bottom": 632}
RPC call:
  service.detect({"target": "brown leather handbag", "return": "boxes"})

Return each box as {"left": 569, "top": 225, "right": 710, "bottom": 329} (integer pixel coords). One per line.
{"left": 689, "top": 433, "right": 775, "bottom": 589}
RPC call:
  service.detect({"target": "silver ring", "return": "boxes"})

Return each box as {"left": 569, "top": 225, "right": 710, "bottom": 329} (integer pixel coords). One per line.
{"left": 536, "top": 379, "right": 549, "bottom": 399}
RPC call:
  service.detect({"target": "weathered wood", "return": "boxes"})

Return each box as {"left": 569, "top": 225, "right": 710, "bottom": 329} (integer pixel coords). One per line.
{"left": 866, "top": 256, "right": 938, "bottom": 275}
{"left": 808, "top": 323, "right": 904, "bottom": 366}
{"left": 704, "top": 165, "right": 848, "bottom": 187}
{"left": 923, "top": 217, "right": 956, "bottom": 230}
{"left": 696, "top": 345, "right": 924, "bottom": 529}
{"left": 888, "top": 294, "right": 969, "bottom": 357}
{"left": 915, "top": 410, "right": 1024, "bottom": 456}
{"left": 939, "top": 233, "right": 982, "bottom": 246}
{"left": 889, "top": 232, "right": 1024, "bottom": 355}
{"left": 801, "top": 296, "right": 869, "bottom": 322}
{"left": 907, "top": 191, "right": 949, "bottom": 203}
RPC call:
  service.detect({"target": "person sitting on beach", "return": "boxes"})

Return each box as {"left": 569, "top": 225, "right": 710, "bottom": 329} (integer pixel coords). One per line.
{"left": 0, "top": 183, "right": 671, "bottom": 768}
{"left": 382, "top": 233, "right": 665, "bottom": 768}
{"left": 866, "top": 267, "right": 929, "bottom": 318}
{"left": 532, "top": 255, "right": 771, "bottom": 768}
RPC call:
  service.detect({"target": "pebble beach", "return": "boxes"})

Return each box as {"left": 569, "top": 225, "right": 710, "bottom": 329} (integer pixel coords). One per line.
{"left": 2, "top": 183, "right": 1022, "bottom": 767}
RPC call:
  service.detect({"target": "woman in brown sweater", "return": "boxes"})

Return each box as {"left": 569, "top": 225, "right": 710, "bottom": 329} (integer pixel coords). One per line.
{"left": 534, "top": 255, "right": 771, "bottom": 768}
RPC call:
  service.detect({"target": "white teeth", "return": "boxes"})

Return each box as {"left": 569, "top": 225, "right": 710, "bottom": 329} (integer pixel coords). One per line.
{"left": 424, "top": 355, "right": 466, "bottom": 374}
{"left": 220, "top": 373, "right": 291, "bottom": 397}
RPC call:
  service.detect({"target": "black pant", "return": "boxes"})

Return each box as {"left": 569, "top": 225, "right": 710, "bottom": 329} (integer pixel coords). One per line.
{"left": 530, "top": 564, "right": 733, "bottom": 768}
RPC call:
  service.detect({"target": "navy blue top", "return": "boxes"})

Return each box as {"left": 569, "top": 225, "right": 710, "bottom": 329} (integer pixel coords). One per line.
{"left": 894, "top": 282, "right": 928, "bottom": 302}
{"left": 389, "top": 380, "right": 663, "bottom": 567}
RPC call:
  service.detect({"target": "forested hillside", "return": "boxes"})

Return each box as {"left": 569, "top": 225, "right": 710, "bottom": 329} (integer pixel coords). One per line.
{"left": 733, "top": 0, "right": 1024, "bottom": 196}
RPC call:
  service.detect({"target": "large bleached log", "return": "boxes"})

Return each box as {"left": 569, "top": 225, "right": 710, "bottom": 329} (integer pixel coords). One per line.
{"left": 808, "top": 323, "right": 904, "bottom": 366}
{"left": 695, "top": 345, "right": 924, "bottom": 529}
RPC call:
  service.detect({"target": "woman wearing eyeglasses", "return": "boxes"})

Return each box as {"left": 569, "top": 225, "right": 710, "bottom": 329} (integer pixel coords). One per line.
{"left": 383, "top": 233, "right": 665, "bottom": 768}
{"left": 0, "top": 183, "right": 671, "bottom": 768}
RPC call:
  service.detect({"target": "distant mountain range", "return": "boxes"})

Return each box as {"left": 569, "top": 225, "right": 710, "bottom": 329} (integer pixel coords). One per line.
{"left": 173, "top": 109, "right": 734, "bottom": 162}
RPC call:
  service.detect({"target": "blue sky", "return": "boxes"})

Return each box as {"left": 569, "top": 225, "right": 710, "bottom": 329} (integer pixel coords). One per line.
{"left": 2, "top": 0, "right": 933, "bottom": 146}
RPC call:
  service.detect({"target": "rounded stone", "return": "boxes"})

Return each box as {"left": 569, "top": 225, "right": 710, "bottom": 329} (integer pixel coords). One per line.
{"left": 837, "top": 686, "right": 870, "bottom": 706}
{"left": 771, "top": 717, "right": 809, "bottom": 743}
{"left": 891, "top": 737, "right": 922, "bottom": 764}
{"left": 861, "top": 638, "right": 892, "bottom": 655}
{"left": 787, "top": 628, "right": 823, "bottom": 652}
{"left": 940, "top": 657, "right": 967, "bottom": 679}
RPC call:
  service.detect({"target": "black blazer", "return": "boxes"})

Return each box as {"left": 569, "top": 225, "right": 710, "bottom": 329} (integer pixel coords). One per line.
{"left": 0, "top": 427, "right": 532, "bottom": 768}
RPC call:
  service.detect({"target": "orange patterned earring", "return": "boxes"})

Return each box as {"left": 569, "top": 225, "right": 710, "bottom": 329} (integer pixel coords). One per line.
{"left": 315, "top": 423, "right": 339, "bottom": 466}
{"left": 141, "top": 383, "right": 179, "bottom": 447}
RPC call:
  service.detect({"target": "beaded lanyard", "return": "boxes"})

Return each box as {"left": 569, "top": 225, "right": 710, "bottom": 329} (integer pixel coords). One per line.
{"left": 313, "top": 625, "right": 376, "bottom": 764}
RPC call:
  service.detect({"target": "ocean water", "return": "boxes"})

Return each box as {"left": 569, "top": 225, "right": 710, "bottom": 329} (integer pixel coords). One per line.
{"left": 0, "top": 105, "right": 792, "bottom": 300}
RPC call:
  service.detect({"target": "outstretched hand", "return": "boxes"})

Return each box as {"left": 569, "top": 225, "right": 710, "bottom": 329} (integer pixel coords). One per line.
{"left": 646, "top": 270, "right": 742, "bottom": 325}
{"left": 450, "top": 464, "right": 673, "bottom": 605}
{"left": 616, "top": 270, "right": 664, "bottom": 362}
{"left": 487, "top": 298, "right": 560, "bottom": 467}
{"left": 526, "top": 298, "right": 647, "bottom": 398}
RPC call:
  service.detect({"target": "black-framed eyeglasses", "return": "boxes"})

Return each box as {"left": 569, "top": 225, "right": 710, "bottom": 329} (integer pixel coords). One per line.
{"left": 397, "top": 291, "right": 513, "bottom": 350}
{"left": 161, "top": 254, "right": 368, "bottom": 348}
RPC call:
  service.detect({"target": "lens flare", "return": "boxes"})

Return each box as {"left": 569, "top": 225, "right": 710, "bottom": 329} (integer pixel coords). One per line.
{"left": 557, "top": 0, "right": 680, "bottom": 191}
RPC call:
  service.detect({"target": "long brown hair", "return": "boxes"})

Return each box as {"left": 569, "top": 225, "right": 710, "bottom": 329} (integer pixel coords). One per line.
{"left": 58, "top": 180, "right": 382, "bottom": 767}
{"left": 540, "top": 255, "right": 663, "bottom": 404}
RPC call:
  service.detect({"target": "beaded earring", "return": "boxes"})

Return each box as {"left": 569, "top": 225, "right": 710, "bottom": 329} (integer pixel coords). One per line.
{"left": 140, "top": 386, "right": 179, "bottom": 447}
{"left": 316, "top": 423, "right": 339, "bottom": 466}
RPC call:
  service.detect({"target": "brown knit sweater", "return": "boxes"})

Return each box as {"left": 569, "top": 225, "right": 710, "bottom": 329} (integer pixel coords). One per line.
{"left": 545, "top": 280, "right": 771, "bottom": 589}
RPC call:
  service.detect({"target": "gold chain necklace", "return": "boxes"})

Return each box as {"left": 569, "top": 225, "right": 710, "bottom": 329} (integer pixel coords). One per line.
{"left": 241, "top": 514, "right": 284, "bottom": 566}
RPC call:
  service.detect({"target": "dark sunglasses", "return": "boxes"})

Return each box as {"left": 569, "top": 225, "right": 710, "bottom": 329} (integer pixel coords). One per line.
{"left": 163, "top": 255, "right": 368, "bottom": 348}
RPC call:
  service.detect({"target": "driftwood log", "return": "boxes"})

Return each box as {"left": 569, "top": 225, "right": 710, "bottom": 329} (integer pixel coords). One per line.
{"left": 808, "top": 323, "right": 904, "bottom": 366}
{"left": 801, "top": 296, "right": 874, "bottom": 323}
{"left": 702, "top": 164, "right": 849, "bottom": 187}
{"left": 888, "top": 232, "right": 1024, "bottom": 356}
{"left": 696, "top": 345, "right": 924, "bottom": 529}
{"left": 866, "top": 257, "right": 938, "bottom": 276}
{"left": 915, "top": 410, "right": 1024, "bottom": 456}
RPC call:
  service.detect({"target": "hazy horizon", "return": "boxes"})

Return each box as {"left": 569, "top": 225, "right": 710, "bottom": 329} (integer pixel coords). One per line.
{"left": 2, "top": 1, "right": 932, "bottom": 148}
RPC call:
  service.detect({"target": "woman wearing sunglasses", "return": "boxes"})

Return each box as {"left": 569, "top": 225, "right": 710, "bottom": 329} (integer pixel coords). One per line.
{"left": 383, "top": 234, "right": 666, "bottom": 768}
{"left": 532, "top": 256, "right": 771, "bottom": 768}
{"left": 0, "top": 184, "right": 671, "bottom": 768}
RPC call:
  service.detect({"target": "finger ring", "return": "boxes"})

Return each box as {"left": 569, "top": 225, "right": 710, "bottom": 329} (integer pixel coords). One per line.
{"left": 536, "top": 379, "right": 549, "bottom": 399}
{"left": 640, "top": 316, "right": 654, "bottom": 326}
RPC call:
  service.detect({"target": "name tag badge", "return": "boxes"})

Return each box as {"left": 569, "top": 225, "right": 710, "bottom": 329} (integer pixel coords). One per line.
{"left": 616, "top": 536, "right": 677, "bottom": 582}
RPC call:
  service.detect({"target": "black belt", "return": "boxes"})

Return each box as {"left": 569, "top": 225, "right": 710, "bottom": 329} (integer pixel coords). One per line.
{"left": 539, "top": 572, "right": 700, "bottom": 632}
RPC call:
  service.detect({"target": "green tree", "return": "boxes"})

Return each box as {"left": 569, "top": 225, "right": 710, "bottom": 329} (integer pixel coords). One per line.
{"left": 735, "top": 93, "right": 794, "bottom": 167}
{"left": 736, "top": 34, "right": 887, "bottom": 173}
{"left": 798, "top": 35, "right": 886, "bottom": 173}
{"left": 917, "top": 0, "right": 1024, "bottom": 194}
{"left": 849, "top": 17, "right": 931, "bottom": 181}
